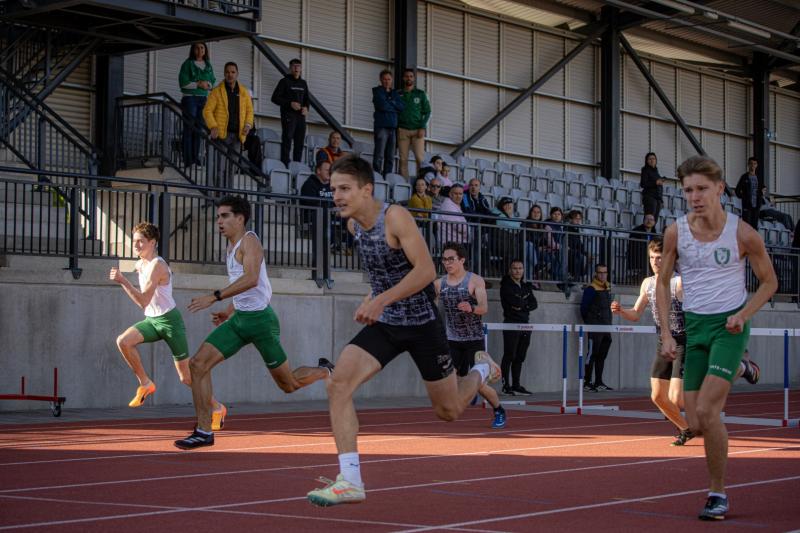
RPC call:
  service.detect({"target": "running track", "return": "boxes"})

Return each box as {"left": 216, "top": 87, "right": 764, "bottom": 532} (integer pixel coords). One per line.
{"left": 0, "top": 391, "right": 798, "bottom": 532}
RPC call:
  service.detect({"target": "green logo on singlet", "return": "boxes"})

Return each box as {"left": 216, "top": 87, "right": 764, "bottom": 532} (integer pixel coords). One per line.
{"left": 714, "top": 247, "right": 731, "bottom": 266}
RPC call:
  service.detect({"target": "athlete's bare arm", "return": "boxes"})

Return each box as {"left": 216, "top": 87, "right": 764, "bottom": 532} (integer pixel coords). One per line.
{"left": 354, "top": 205, "right": 436, "bottom": 325}
{"left": 212, "top": 303, "right": 235, "bottom": 326}
{"left": 657, "top": 224, "right": 679, "bottom": 359}
{"left": 462, "top": 275, "right": 488, "bottom": 315}
{"left": 612, "top": 279, "right": 649, "bottom": 322}
{"left": 111, "top": 260, "right": 168, "bottom": 310}
{"left": 188, "top": 233, "right": 265, "bottom": 312}
{"left": 726, "top": 221, "right": 778, "bottom": 333}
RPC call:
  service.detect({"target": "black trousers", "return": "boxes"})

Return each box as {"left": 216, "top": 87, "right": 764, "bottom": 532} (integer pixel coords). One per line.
{"left": 280, "top": 114, "right": 306, "bottom": 166}
{"left": 502, "top": 329, "right": 531, "bottom": 388}
{"left": 642, "top": 195, "right": 662, "bottom": 224}
{"left": 742, "top": 208, "right": 760, "bottom": 230}
{"left": 585, "top": 332, "right": 612, "bottom": 385}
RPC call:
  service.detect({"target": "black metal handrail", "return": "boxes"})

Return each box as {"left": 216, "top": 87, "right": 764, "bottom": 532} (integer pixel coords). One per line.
{"left": 165, "top": 0, "right": 261, "bottom": 17}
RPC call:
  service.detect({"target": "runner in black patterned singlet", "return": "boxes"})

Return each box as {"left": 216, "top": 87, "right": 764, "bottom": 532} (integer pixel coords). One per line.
{"left": 434, "top": 242, "right": 506, "bottom": 429}
{"left": 307, "top": 155, "right": 501, "bottom": 508}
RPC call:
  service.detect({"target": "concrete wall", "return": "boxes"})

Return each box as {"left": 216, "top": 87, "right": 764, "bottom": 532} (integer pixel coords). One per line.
{"left": 1, "top": 258, "right": 798, "bottom": 411}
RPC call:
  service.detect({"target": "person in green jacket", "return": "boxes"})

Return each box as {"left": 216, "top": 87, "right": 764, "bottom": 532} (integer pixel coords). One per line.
{"left": 179, "top": 42, "right": 216, "bottom": 167}
{"left": 397, "top": 68, "right": 431, "bottom": 180}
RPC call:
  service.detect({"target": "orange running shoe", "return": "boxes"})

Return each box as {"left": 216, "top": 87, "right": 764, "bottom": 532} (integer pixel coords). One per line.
{"left": 128, "top": 382, "right": 156, "bottom": 408}
{"left": 211, "top": 403, "right": 227, "bottom": 431}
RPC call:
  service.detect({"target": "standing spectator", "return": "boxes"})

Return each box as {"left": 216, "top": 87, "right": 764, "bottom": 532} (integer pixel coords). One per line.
{"left": 524, "top": 204, "right": 545, "bottom": 282}
{"left": 499, "top": 259, "right": 538, "bottom": 396}
{"left": 641, "top": 152, "right": 665, "bottom": 223}
{"left": 461, "top": 178, "right": 493, "bottom": 218}
{"left": 580, "top": 264, "right": 614, "bottom": 392}
{"left": 428, "top": 177, "right": 445, "bottom": 211}
{"left": 179, "top": 42, "right": 215, "bottom": 168}
{"left": 433, "top": 183, "right": 469, "bottom": 245}
{"left": 271, "top": 58, "right": 309, "bottom": 166}
{"left": 397, "top": 68, "right": 431, "bottom": 179}
{"left": 203, "top": 62, "right": 254, "bottom": 189}
{"left": 408, "top": 177, "right": 433, "bottom": 218}
{"left": 315, "top": 131, "right": 349, "bottom": 166}
{"left": 544, "top": 207, "right": 566, "bottom": 286}
{"left": 372, "top": 69, "right": 404, "bottom": 177}
{"left": 566, "top": 209, "right": 589, "bottom": 282}
{"left": 734, "top": 157, "right": 765, "bottom": 230}
{"left": 494, "top": 197, "right": 522, "bottom": 270}
{"left": 627, "top": 213, "right": 658, "bottom": 282}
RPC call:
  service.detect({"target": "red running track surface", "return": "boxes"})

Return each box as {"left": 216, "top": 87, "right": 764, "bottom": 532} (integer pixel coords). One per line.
{"left": 0, "top": 403, "right": 798, "bottom": 532}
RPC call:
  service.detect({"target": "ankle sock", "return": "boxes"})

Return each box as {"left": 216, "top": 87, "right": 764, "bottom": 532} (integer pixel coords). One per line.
{"left": 709, "top": 492, "right": 726, "bottom": 499}
{"left": 473, "top": 363, "right": 489, "bottom": 383}
{"left": 339, "top": 452, "right": 363, "bottom": 487}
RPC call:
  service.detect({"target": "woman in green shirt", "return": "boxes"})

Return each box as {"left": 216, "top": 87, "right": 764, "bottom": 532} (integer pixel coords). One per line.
{"left": 179, "top": 42, "right": 215, "bottom": 167}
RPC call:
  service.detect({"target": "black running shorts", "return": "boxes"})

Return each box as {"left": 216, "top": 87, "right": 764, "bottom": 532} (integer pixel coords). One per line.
{"left": 651, "top": 335, "right": 686, "bottom": 380}
{"left": 447, "top": 339, "right": 485, "bottom": 377}
{"left": 349, "top": 317, "right": 454, "bottom": 381}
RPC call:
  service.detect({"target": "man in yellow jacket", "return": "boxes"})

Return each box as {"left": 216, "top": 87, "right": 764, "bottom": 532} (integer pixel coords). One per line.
{"left": 203, "top": 61, "right": 254, "bottom": 189}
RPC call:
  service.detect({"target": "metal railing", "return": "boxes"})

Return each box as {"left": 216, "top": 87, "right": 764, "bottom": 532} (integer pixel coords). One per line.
{"left": 166, "top": 0, "right": 261, "bottom": 17}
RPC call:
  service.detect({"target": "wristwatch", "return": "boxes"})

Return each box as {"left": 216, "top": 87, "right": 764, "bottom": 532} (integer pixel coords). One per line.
{"left": 213, "top": 290, "right": 222, "bottom": 301}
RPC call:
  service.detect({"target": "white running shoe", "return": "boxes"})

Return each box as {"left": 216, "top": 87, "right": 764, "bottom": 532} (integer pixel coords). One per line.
{"left": 474, "top": 351, "right": 501, "bottom": 384}
{"left": 307, "top": 475, "right": 366, "bottom": 507}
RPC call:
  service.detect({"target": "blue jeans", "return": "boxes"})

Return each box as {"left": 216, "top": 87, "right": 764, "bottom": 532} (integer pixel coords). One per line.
{"left": 525, "top": 241, "right": 538, "bottom": 279}
{"left": 181, "top": 95, "right": 206, "bottom": 167}
{"left": 373, "top": 127, "right": 396, "bottom": 177}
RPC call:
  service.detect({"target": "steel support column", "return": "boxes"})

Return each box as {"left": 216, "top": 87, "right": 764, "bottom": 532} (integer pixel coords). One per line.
{"left": 752, "top": 52, "right": 771, "bottom": 190}
{"left": 95, "top": 54, "right": 124, "bottom": 176}
{"left": 600, "top": 6, "right": 620, "bottom": 181}
{"left": 619, "top": 34, "right": 705, "bottom": 156}
{"left": 394, "top": 0, "right": 416, "bottom": 82}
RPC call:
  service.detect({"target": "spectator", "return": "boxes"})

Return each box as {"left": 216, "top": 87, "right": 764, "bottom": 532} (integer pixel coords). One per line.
{"left": 372, "top": 69, "right": 404, "bottom": 177}
{"left": 179, "top": 42, "right": 215, "bottom": 168}
{"left": 434, "top": 183, "right": 469, "bottom": 245}
{"left": 203, "top": 61, "right": 254, "bottom": 189}
{"left": 793, "top": 220, "right": 800, "bottom": 249}
{"left": 441, "top": 161, "right": 454, "bottom": 185}
{"left": 734, "top": 157, "right": 765, "bottom": 230}
{"left": 408, "top": 176, "right": 432, "bottom": 218}
{"left": 397, "top": 68, "right": 431, "bottom": 179}
{"left": 300, "top": 159, "right": 332, "bottom": 205}
{"left": 428, "top": 177, "right": 445, "bottom": 210}
{"left": 627, "top": 213, "right": 658, "bottom": 282}
{"left": 420, "top": 156, "right": 453, "bottom": 186}
{"left": 461, "top": 178, "right": 493, "bottom": 218}
{"left": 524, "top": 204, "right": 545, "bottom": 281}
{"left": 580, "top": 263, "right": 614, "bottom": 392}
{"left": 566, "top": 209, "right": 589, "bottom": 281}
{"left": 640, "top": 152, "right": 665, "bottom": 223}
{"left": 759, "top": 187, "right": 794, "bottom": 231}
{"left": 315, "top": 131, "right": 349, "bottom": 166}
{"left": 271, "top": 58, "right": 309, "bottom": 166}
{"left": 499, "top": 259, "right": 538, "bottom": 396}
{"left": 493, "top": 197, "right": 522, "bottom": 272}
{"left": 543, "top": 207, "right": 565, "bottom": 286}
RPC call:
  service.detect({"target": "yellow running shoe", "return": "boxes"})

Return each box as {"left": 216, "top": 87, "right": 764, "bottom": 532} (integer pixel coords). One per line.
{"left": 474, "top": 351, "right": 501, "bottom": 384}
{"left": 211, "top": 403, "right": 227, "bottom": 431}
{"left": 307, "top": 475, "right": 366, "bottom": 507}
{"left": 128, "top": 382, "right": 156, "bottom": 408}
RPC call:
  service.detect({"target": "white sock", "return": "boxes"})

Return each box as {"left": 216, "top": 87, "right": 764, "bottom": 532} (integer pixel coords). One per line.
{"left": 338, "top": 452, "right": 363, "bottom": 487}
{"left": 709, "top": 491, "right": 726, "bottom": 499}
{"left": 472, "top": 363, "right": 489, "bottom": 383}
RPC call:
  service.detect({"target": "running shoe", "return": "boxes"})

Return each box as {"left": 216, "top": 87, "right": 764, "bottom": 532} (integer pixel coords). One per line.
{"left": 741, "top": 359, "right": 760, "bottom": 385}
{"left": 595, "top": 382, "right": 614, "bottom": 391}
{"left": 698, "top": 495, "right": 728, "bottom": 520}
{"left": 492, "top": 407, "right": 507, "bottom": 429}
{"left": 474, "top": 351, "right": 501, "bottom": 384}
{"left": 128, "top": 382, "right": 156, "bottom": 408}
{"left": 584, "top": 382, "right": 598, "bottom": 393}
{"left": 307, "top": 475, "right": 366, "bottom": 507}
{"left": 671, "top": 428, "right": 695, "bottom": 446}
{"left": 511, "top": 385, "right": 533, "bottom": 396}
{"left": 501, "top": 385, "right": 516, "bottom": 396}
{"left": 174, "top": 429, "right": 214, "bottom": 450}
{"left": 318, "top": 357, "right": 335, "bottom": 374}
{"left": 211, "top": 402, "right": 227, "bottom": 431}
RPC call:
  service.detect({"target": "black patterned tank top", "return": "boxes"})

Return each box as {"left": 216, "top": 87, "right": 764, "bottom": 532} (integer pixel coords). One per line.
{"left": 353, "top": 204, "right": 437, "bottom": 326}
{"left": 440, "top": 272, "right": 483, "bottom": 341}
{"left": 645, "top": 276, "right": 685, "bottom": 338}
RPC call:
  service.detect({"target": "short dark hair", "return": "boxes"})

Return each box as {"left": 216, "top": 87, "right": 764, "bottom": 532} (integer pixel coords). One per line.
{"left": 645, "top": 152, "right": 657, "bottom": 163}
{"left": 509, "top": 258, "right": 524, "bottom": 268}
{"left": 218, "top": 195, "right": 250, "bottom": 224}
{"left": 289, "top": 58, "right": 302, "bottom": 66}
{"left": 748, "top": 156, "right": 758, "bottom": 164}
{"left": 379, "top": 69, "right": 393, "bottom": 79}
{"left": 330, "top": 154, "right": 374, "bottom": 188}
{"left": 430, "top": 155, "right": 443, "bottom": 165}
{"left": 647, "top": 236, "right": 663, "bottom": 254}
{"left": 677, "top": 155, "right": 723, "bottom": 183}
{"left": 550, "top": 206, "right": 563, "bottom": 216}
{"left": 328, "top": 130, "right": 341, "bottom": 143}
{"left": 403, "top": 68, "right": 415, "bottom": 75}
{"left": 568, "top": 209, "right": 583, "bottom": 220}
{"left": 442, "top": 242, "right": 468, "bottom": 262}
{"left": 595, "top": 263, "right": 608, "bottom": 272}
{"left": 188, "top": 42, "right": 209, "bottom": 61}
{"left": 133, "top": 222, "right": 160, "bottom": 242}
{"left": 224, "top": 61, "right": 238, "bottom": 72}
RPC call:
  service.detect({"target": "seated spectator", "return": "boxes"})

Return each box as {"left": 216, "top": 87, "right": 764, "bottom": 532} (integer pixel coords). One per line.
{"left": 300, "top": 159, "right": 332, "bottom": 205}
{"left": 434, "top": 183, "right": 469, "bottom": 245}
{"left": 524, "top": 204, "right": 545, "bottom": 281}
{"left": 408, "top": 177, "right": 432, "bottom": 218}
{"left": 461, "top": 178, "right": 493, "bottom": 219}
{"left": 543, "top": 207, "right": 565, "bottom": 284}
{"left": 493, "top": 197, "right": 523, "bottom": 275}
{"left": 627, "top": 213, "right": 657, "bottom": 282}
{"left": 428, "top": 177, "right": 445, "bottom": 211}
{"left": 759, "top": 188, "right": 794, "bottom": 231}
{"left": 441, "top": 162, "right": 454, "bottom": 185}
{"left": 566, "top": 209, "right": 589, "bottom": 282}
{"left": 315, "top": 131, "right": 349, "bottom": 166}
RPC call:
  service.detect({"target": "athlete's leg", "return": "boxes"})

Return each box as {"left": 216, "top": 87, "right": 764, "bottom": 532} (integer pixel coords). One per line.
{"left": 651, "top": 377, "right": 688, "bottom": 430}
{"left": 668, "top": 377, "right": 685, "bottom": 409}
{"left": 683, "top": 390, "right": 702, "bottom": 436}
{"left": 479, "top": 383, "right": 501, "bottom": 409}
{"left": 269, "top": 361, "right": 330, "bottom": 393}
{"left": 116, "top": 327, "right": 150, "bottom": 385}
{"left": 695, "top": 375, "right": 732, "bottom": 493}
{"left": 425, "top": 370, "right": 483, "bottom": 422}
{"left": 174, "top": 359, "right": 191, "bottom": 386}
{"left": 188, "top": 343, "right": 225, "bottom": 432}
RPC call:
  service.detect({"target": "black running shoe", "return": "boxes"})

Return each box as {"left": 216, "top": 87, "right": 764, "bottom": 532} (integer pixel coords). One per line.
{"left": 741, "top": 359, "right": 760, "bottom": 385}
{"left": 318, "top": 357, "right": 335, "bottom": 374}
{"left": 583, "top": 383, "right": 597, "bottom": 392}
{"left": 511, "top": 385, "right": 533, "bottom": 396}
{"left": 174, "top": 429, "right": 214, "bottom": 450}
{"left": 595, "top": 382, "right": 614, "bottom": 391}
{"left": 671, "top": 428, "right": 695, "bottom": 446}
{"left": 501, "top": 385, "right": 516, "bottom": 396}
{"left": 698, "top": 495, "right": 728, "bottom": 520}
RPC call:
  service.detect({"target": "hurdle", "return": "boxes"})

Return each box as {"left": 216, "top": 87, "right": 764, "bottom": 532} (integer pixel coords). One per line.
{"left": 483, "top": 323, "right": 572, "bottom": 413}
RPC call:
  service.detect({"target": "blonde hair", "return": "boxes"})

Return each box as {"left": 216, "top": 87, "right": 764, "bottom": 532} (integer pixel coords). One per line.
{"left": 133, "top": 222, "right": 160, "bottom": 242}
{"left": 677, "top": 155, "right": 723, "bottom": 183}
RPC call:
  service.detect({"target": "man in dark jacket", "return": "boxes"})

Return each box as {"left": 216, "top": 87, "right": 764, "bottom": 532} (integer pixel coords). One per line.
{"left": 580, "top": 264, "right": 613, "bottom": 392}
{"left": 499, "top": 259, "right": 538, "bottom": 396}
{"left": 735, "top": 157, "right": 765, "bottom": 229}
{"left": 372, "top": 69, "right": 404, "bottom": 177}
{"left": 627, "top": 213, "right": 658, "bottom": 283}
{"left": 271, "top": 58, "right": 310, "bottom": 166}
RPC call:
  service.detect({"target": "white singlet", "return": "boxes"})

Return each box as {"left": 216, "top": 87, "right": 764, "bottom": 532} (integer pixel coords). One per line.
{"left": 227, "top": 231, "right": 272, "bottom": 311}
{"left": 137, "top": 256, "right": 176, "bottom": 317}
{"left": 676, "top": 212, "right": 747, "bottom": 314}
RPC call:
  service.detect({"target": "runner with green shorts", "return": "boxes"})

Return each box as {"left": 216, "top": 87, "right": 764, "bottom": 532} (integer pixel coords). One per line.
{"left": 175, "top": 195, "right": 334, "bottom": 450}
{"left": 110, "top": 222, "right": 224, "bottom": 425}
{"left": 656, "top": 155, "right": 777, "bottom": 521}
